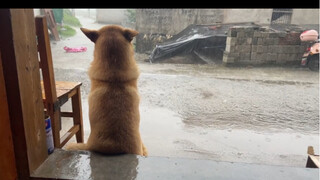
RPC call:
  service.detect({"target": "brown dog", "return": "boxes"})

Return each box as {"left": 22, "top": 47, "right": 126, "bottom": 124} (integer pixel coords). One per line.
{"left": 66, "top": 25, "right": 147, "bottom": 156}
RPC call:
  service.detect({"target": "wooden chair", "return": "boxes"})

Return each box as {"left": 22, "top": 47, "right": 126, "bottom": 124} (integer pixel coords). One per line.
{"left": 35, "top": 15, "right": 84, "bottom": 148}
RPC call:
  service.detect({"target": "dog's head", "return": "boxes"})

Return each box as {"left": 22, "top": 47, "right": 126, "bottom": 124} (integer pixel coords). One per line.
{"left": 81, "top": 25, "right": 138, "bottom": 66}
{"left": 80, "top": 25, "right": 138, "bottom": 44}
{"left": 82, "top": 25, "right": 140, "bottom": 81}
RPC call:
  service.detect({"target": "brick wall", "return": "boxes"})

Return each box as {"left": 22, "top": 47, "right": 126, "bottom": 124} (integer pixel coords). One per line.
{"left": 223, "top": 26, "right": 307, "bottom": 65}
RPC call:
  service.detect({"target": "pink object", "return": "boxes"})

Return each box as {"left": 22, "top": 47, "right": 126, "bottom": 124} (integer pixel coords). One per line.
{"left": 300, "top": 30, "right": 318, "bottom": 42}
{"left": 310, "top": 43, "right": 319, "bottom": 55}
{"left": 64, "top": 46, "right": 87, "bottom": 53}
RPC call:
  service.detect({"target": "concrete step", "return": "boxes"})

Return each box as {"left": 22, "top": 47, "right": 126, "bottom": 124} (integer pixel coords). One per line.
{"left": 32, "top": 149, "right": 318, "bottom": 180}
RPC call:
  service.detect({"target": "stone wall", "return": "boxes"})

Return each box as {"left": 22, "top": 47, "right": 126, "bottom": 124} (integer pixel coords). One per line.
{"left": 223, "top": 26, "right": 307, "bottom": 65}
{"left": 135, "top": 9, "right": 223, "bottom": 53}
{"left": 136, "top": 9, "right": 223, "bottom": 35}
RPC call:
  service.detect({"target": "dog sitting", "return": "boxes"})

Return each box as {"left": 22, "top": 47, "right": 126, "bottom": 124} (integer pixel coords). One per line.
{"left": 66, "top": 25, "right": 147, "bottom": 156}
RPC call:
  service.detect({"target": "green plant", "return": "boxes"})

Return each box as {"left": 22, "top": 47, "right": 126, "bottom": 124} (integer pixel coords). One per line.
{"left": 58, "top": 25, "right": 76, "bottom": 38}
{"left": 126, "top": 9, "right": 136, "bottom": 23}
{"left": 53, "top": 9, "right": 63, "bottom": 24}
{"left": 63, "top": 9, "right": 82, "bottom": 27}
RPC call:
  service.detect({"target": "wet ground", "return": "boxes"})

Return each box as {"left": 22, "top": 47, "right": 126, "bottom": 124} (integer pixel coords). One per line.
{"left": 32, "top": 149, "right": 319, "bottom": 180}
{"left": 52, "top": 13, "right": 319, "bottom": 167}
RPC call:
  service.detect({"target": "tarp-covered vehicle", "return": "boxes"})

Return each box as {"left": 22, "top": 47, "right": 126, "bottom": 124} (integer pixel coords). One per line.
{"left": 149, "top": 22, "right": 260, "bottom": 64}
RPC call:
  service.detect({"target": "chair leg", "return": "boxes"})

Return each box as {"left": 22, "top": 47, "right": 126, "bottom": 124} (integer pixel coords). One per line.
{"left": 49, "top": 107, "right": 61, "bottom": 148}
{"left": 71, "top": 88, "right": 84, "bottom": 143}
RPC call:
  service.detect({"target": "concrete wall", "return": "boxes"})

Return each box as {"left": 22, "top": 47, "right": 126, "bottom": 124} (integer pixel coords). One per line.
{"left": 136, "top": 9, "right": 223, "bottom": 35}
{"left": 223, "top": 9, "right": 319, "bottom": 25}
{"left": 223, "top": 26, "right": 307, "bottom": 65}
{"left": 171, "top": 9, "right": 224, "bottom": 34}
{"left": 135, "top": 9, "right": 224, "bottom": 53}
{"left": 136, "top": 9, "right": 319, "bottom": 35}
{"left": 223, "top": 9, "right": 273, "bottom": 25}
{"left": 291, "top": 9, "right": 319, "bottom": 25}
{"left": 96, "top": 9, "right": 126, "bottom": 24}
{"left": 136, "top": 9, "right": 173, "bottom": 34}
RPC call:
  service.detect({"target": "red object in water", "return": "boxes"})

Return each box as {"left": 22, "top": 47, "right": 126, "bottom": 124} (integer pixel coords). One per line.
{"left": 64, "top": 46, "right": 87, "bottom": 53}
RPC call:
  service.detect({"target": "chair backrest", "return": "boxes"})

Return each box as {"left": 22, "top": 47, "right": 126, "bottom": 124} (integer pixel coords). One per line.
{"left": 35, "top": 15, "right": 58, "bottom": 112}
{"left": 35, "top": 15, "right": 62, "bottom": 148}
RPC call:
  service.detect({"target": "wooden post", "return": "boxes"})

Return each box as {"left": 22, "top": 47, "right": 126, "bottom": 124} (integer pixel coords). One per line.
{"left": 0, "top": 51, "right": 18, "bottom": 179}
{"left": 0, "top": 9, "right": 48, "bottom": 178}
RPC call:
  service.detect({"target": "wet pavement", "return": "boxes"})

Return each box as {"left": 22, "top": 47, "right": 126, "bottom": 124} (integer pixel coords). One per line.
{"left": 32, "top": 149, "right": 319, "bottom": 180}
{"left": 52, "top": 14, "right": 319, "bottom": 167}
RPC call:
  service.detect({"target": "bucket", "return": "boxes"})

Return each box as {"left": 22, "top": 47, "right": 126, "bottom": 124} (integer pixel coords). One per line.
{"left": 45, "top": 115, "right": 54, "bottom": 154}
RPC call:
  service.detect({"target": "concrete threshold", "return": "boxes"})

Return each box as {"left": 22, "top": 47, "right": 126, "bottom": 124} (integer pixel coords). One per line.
{"left": 31, "top": 149, "right": 319, "bottom": 180}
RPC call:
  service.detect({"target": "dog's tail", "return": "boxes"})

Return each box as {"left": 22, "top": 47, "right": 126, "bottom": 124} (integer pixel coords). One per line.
{"left": 65, "top": 143, "right": 88, "bottom": 151}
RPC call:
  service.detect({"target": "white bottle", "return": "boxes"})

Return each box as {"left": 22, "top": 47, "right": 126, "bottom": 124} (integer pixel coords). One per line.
{"left": 45, "top": 115, "right": 54, "bottom": 154}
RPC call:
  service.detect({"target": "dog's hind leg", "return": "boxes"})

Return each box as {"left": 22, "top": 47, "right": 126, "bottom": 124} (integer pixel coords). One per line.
{"left": 142, "top": 143, "right": 148, "bottom": 156}
{"left": 65, "top": 143, "right": 88, "bottom": 151}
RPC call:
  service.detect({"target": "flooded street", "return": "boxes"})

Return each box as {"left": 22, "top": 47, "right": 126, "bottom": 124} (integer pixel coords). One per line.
{"left": 136, "top": 65, "right": 319, "bottom": 167}
{"left": 52, "top": 14, "right": 319, "bottom": 167}
{"left": 138, "top": 66, "right": 319, "bottom": 134}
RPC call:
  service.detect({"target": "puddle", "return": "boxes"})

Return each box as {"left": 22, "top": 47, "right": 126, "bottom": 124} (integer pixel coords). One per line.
{"left": 139, "top": 72, "right": 319, "bottom": 135}
{"left": 139, "top": 105, "right": 319, "bottom": 167}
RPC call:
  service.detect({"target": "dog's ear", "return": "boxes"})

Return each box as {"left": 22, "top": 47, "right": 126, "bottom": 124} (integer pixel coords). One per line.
{"left": 124, "top": 28, "right": 139, "bottom": 42}
{"left": 80, "top": 28, "right": 98, "bottom": 43}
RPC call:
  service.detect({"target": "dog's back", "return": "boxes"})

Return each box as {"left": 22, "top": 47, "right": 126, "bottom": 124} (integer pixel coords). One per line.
{"left": 66, "top": 25, "right": 147, "bottom": 156}
{"left": 87, "top": 80, "right": 142, "bottom": 154}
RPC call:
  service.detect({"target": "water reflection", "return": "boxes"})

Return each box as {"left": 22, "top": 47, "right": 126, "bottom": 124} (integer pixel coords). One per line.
{"left": 33, "top": 149, "right": 319, "bottom": 180}
{"left": 66, "top": 153, "right": 92, "bottom": 179}
{"left": 139, "top": 106, "right": 319, "bottom": 167}
{"left": 88, "top": 152, "right": 138, "bottom": 180}
{"left": 33, "top": 150, "right": 140, "bottom": 179}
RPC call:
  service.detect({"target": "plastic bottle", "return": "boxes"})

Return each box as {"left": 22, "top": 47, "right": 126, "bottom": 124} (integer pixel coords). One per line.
{"left": 45, "top": 115, "right": 54, "bottom": 154}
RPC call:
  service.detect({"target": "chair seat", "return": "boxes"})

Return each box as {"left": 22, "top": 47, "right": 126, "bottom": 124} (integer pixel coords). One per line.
{"left": 41, "top": 81, "right": 82, "bottom": 108}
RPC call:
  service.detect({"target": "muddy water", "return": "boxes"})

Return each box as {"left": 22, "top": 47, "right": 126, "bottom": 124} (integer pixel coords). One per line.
{"left": 136, "top": 69, "right": 319, "bottom": 167}
{"left": 139, "top": 105, "right": 318, "bottom": 167}
{"left": 138, "top": 71, "right": 319, "bottom": 134}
